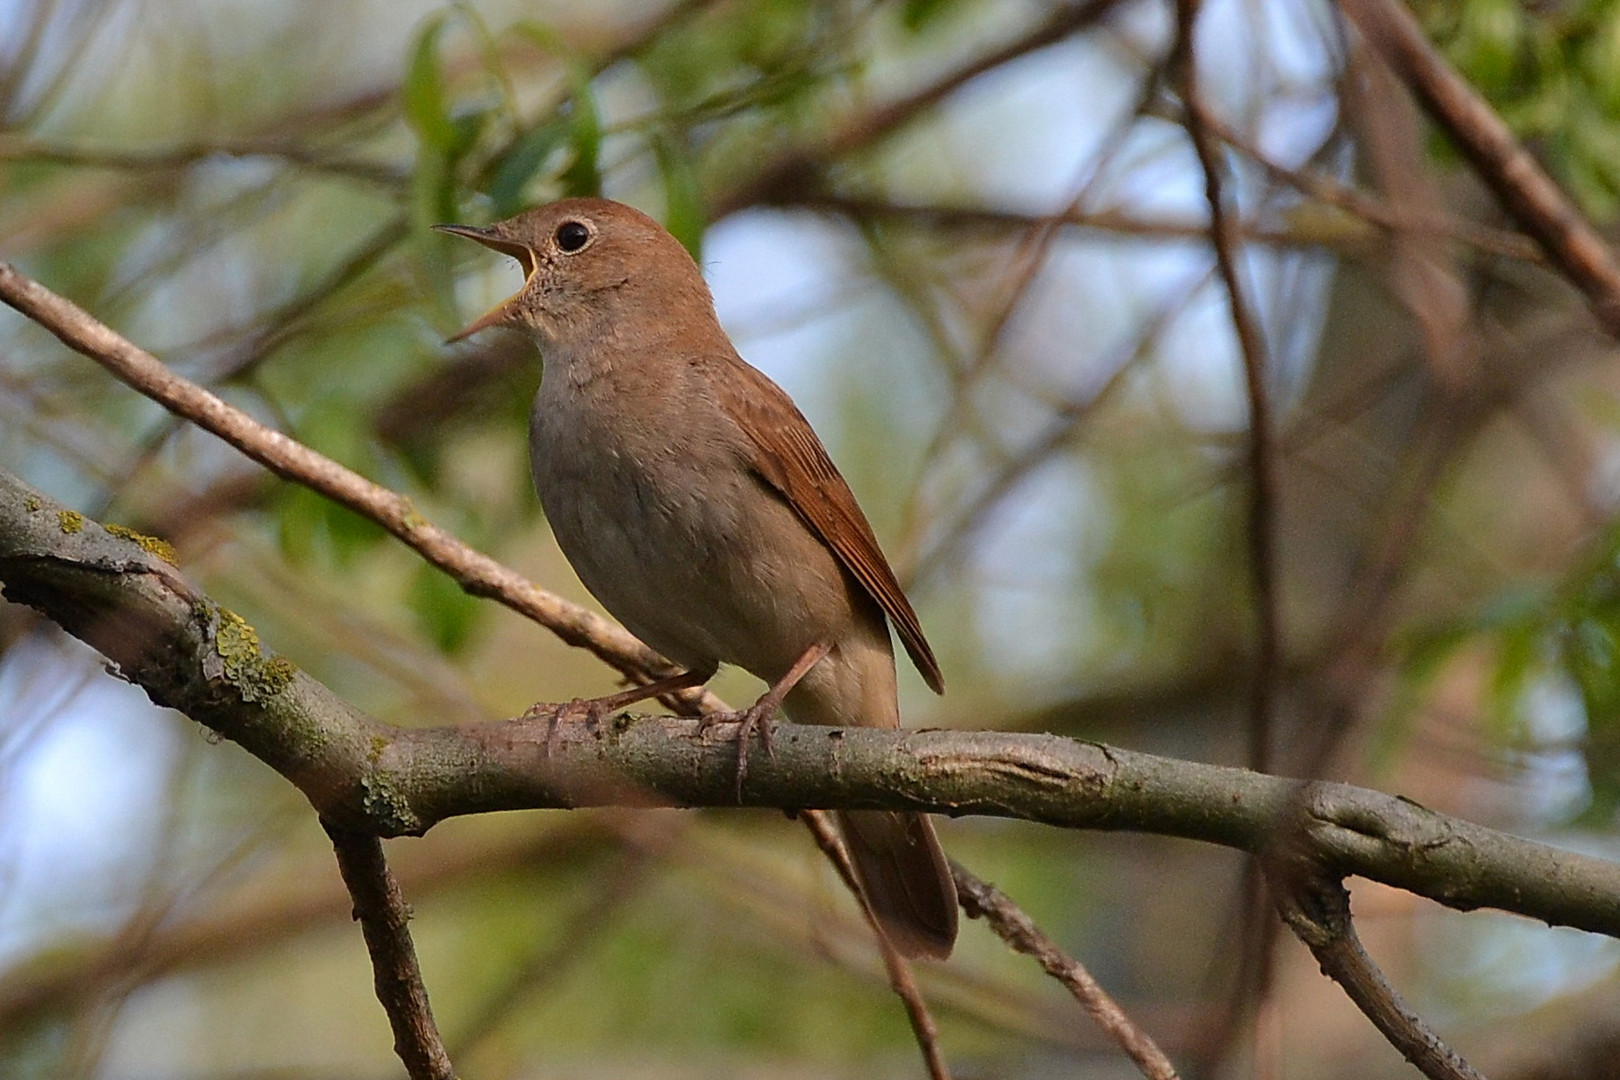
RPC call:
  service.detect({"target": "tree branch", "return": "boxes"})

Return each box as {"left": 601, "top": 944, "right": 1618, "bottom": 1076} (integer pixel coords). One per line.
{"left": 1273, "top": 867, "right": 1485, "bottom": 1080}
{"left": 3, "top": 466, "right": 1618, "bottom": 944}
{"left": 1337, "top": 0, "right": 1620, "bottom": 336}
{"left": 323, "top": 821, "right": 456, "bottom": 1080}
{"left": 800, "top": 810, "right": 952, "bottom": 1080}
{"left": 955, "top": 866, "right": 1179, "bottom": 1080}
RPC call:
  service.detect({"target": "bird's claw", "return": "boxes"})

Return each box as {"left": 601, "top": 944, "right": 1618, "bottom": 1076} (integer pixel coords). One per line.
{"left": 700, "top": 703, "right": 777, "bottom": 801}
{"left": 520, "top": 697, "right": 607, "bottom": 757}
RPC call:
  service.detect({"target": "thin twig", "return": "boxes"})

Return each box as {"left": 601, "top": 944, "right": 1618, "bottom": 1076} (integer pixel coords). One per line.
{"left": 1173, "top": 6, "right": 1284, "bottom": 1072}
{"left": 800, "top": 810, "right": 952, "bottom": 1080}
{"left": 1175, "top": 0, "right": 1280, "bottom": 775}
{"left": 713, "top": 0, "right": 1129, "bottom": 215}
{"left": 322, "top": 820, "right": 455, "bottom": 1080}
{"left": 0, "top": 133, "right": 407, "bottom": 187}
{"left": 1189, "top": 107, "right": 1543, "bottom": 265}
{"left": 1273, "top": 868, "right": 1486, "bottom": 1080}
{"left": 954, "top": 864, "right": 1180, "bottom": 1080}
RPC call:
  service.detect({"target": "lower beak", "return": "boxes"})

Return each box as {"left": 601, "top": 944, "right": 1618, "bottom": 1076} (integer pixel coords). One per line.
{"left": 433, "top": 223, "right": 535, "bottom": 343}
{"left": 444, "top": 298, "right": 519, "bottom": 344}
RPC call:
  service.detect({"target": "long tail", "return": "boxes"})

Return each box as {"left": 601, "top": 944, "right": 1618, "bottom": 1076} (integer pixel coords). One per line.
{"left": 836, "top": 809, "right": 957, "bottom": 959}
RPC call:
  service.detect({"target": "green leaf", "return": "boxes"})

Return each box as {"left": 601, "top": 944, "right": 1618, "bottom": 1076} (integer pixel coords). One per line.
{"left": 411, "top": 145, "right": 459, "bottom": 323}
{"left": 509, "top": 21, "right": 602, "bottom": 200}
{"left": 653, "top": 132, "right": 705, "bottom": 261}
{"left": 901, "top": 0, "right": 958, "bottom": 32}
{"left": 559, "top": 74, "right": 602, "bottom": 198}
{"left": 404, "top": 15, "right": 460, "bottom": 152}
{"left": 489, "top": 120, "right": 565, "bottom": 216}
{"left": 274, "top": 484, "right": 388, "bottom": 567}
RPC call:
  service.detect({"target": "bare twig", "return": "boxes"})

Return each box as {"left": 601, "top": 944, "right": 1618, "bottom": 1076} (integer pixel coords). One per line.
{"left": 1172, "top": 13, "right": 1285, "bottom": 1067}
{"left": 1175, "top": 0, "right": 1280, "bottom": 775}
{"left": 1273, "top": 868, "right": 1486, "bottom": 1080}
{"left": 801, "top": 810, "right": 952, "bottom": 1080}
{"left": 954, "top": 865, "right": 1179, "bottom": 1080}
{"left": 1190, "top": 108, "right": 1544, "bottom": 265}
{"left": 322, "top": 821, "right": 455, "bottom": 1080}
{"left": 714, "top": 0, "right": 1128, "bottom": 215}
{"left": 0, "top": 132, "right": 407, "bottom": 187}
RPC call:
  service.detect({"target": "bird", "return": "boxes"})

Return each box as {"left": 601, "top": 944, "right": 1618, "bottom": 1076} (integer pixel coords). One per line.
{"left": 436, "top": 197, "right": 957, "bottom": 959}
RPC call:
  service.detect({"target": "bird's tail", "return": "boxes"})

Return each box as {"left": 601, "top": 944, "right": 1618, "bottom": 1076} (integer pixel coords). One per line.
{"left": 836, "top": 809, "right": 957, "bottom": 959}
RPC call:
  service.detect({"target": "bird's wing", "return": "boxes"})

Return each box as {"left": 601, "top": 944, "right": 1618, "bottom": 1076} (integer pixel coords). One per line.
{"left": 722, "top": 357, "right": 943, "bottom": 694}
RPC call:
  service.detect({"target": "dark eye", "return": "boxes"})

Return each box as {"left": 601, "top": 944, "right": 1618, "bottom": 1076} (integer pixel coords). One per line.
{"left": 555, "top": 220, "right": 591, "bottom": 253}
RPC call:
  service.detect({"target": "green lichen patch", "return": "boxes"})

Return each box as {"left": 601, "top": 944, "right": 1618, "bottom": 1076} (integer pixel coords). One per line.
{"left": 214, "top": 607, "right": 296, "bottom": 703}
{"left": 361, "top": 771, "right": 422, "bottom": 834}
{"left": 106, "top": 523, "right": 180, "bottom": 566}
{"left": 57, "top": 510, "right": 84, "bottom": 534}
{"left": 398, "top": 497, "right": 428, "bottom": 533}
{"left": 24, "top": 495, "right": 41, "bottom": 512}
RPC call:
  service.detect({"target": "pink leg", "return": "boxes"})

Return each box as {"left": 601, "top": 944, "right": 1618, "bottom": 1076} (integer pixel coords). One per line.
{"left": 701, "top": 640, "right": 833, "bottom": 799}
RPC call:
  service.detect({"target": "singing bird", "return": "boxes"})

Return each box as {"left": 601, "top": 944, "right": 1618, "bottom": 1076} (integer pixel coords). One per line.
{"left": 437, "top": 199, "right": 957, "bottom": 959}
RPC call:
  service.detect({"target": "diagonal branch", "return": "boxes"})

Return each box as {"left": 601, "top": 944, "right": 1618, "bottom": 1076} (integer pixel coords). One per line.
{"left": 1337, "top": 0, "right": 1620, "bottom": 336}
{"left": 1273, "top": 867, "right": 1485, "bottom": 1080}
{"left": 955, "top": 866, "right": 1180, "bottom": 1079}
{"left": 0, "top": 260, "right": 711, "bottom": 707}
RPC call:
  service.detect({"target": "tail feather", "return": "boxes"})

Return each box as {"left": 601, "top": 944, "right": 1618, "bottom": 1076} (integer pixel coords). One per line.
{"left": 837, "top": 809, "right": 957, "bottom": 959}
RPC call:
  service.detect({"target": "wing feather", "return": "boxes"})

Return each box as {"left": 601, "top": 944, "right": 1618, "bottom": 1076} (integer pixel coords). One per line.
{"left": 723, "top": 359, "right": 943, "bottom": 694}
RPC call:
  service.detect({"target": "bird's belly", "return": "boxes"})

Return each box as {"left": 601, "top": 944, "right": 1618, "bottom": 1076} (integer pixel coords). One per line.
{"left": 531, "top": 422, "right": 851, "bottom": 681}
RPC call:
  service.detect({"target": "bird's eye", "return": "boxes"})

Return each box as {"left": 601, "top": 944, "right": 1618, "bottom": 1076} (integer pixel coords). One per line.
{"left": 555, "top": 221, "right": 591, "bottom": 253}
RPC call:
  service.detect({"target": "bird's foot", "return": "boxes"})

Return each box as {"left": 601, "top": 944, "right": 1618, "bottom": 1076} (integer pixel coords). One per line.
{"left": 520, "top": 697, "right": 608, "bottom": 757}
{"left": 700, "top": 699, "right": 778, "bottom": 801}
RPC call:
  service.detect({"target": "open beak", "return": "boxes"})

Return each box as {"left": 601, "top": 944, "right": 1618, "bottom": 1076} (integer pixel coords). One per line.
{"left": 433, "top": 223, "right": 536, "bottom": 343}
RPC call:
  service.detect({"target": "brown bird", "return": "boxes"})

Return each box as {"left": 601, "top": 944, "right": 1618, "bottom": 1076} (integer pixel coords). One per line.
{"left": 436, "top": 198, "right": 957, "bottom": 959}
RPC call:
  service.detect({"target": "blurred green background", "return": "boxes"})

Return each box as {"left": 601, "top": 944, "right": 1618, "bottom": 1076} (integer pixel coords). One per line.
{"left": 4, "top": 0, "right": 1620, "bottom": 1077}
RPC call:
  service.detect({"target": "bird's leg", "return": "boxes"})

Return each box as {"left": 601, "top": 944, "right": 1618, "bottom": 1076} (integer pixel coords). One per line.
{"left": 522, "top": 663, "right": 717, "bottom": 756}
{"left": 701, "top": 640, "right": 833, "bottom": 800}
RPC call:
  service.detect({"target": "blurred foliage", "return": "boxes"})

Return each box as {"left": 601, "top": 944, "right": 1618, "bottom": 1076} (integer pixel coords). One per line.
{"left": 1418, "top": 0, "right": 1620, "bottom": 219}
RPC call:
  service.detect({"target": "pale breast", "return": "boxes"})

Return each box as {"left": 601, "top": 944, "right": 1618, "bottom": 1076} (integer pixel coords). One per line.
{"left": 527, "top": 357, "right": 858, "bottom": 683}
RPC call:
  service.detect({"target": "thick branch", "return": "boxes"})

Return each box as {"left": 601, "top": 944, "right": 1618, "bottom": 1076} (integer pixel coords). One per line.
{"left": 3, "top": 466, "right": 1618, "bottom": 943}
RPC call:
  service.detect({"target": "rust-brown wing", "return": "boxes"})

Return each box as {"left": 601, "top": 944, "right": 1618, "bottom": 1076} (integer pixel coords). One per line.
{"left": 722, "top": 357, "right": 943, "bottom": 694}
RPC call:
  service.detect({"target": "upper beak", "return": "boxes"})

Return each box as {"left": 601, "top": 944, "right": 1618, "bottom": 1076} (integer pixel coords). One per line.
{"left": 433, "top": 223, "right": 536, "bottom": 343}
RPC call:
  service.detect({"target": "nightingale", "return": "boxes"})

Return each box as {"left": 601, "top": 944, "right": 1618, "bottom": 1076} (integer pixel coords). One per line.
{"left": 436, "top": 198, "right": 957, "bottom": 960}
